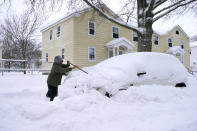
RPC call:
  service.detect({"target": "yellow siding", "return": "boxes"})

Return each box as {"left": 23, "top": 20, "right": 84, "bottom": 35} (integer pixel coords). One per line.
{"left": 73, "top": 11, "right": 135, "bottom": 68}
{"left": 42, "top": 18, "right": 75, "bottom": 73}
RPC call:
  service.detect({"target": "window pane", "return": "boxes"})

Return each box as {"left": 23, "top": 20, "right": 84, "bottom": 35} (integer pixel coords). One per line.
{"left": 89, "top": 29, "right": 95, "bottom": 35}
{"left": 46, "top": 53, "right": 48, "bottom": 62}
{"left": 57, "top": 26, "right": 60, "bottom": 37}
{"left": 89, "top": 22, "right": 95, "bottom": 35}
{"left": 113, "top": 33, "right": 119, "bottom": 38}
{"left": 169, "top": 43, "right": 172, "bottom": 47}
{"left": 89, "top": 22, "right": 94, "bottom": 29}
{"left": 154, "top": 35, "right": 158, "bottom": 45}
{"left": 50, "top": 30, "right": 53, "bottom": 40}
{"left": 89, "top": 48, "right": 95, "bottom": 60}
{"left": 168, "top": 38, "right": 172, "bottom": 47}
{"left": 62, "top": 48, "right": 65, "bottom": 59}
{"left": 112, "top": 27, "right": 119, "bottom": 38}
{"left": 133, "top": 31, "right": 138, "bottom": 42}
{"left": 113, "top": 27, "right": 118, "bottom": 34}
{"left": 181, "top": 41, "right": 184, "bottom": 49}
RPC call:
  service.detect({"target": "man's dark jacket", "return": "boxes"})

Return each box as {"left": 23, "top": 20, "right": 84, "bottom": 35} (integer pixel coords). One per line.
{"left": 47, "top": 63, "right": 72, "bottom": 87}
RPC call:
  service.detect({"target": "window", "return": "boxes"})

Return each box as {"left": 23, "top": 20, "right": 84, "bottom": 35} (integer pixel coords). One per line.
{"left": 46, "top": 53, "right": 48, "bottom": 62}
{"left": 108, "top": 48, "right": 113, "bottom": 58}
{"left": 112, "top": 27, "right": 119, "bottom": 38}
{"left": 176, "top": 30, "right": 179, "bottom": 35}
{"left": 133, "top": 31, "right": 138, "bottom": 42}
{"left": 88, "top": 47, "right": 96, "bottom": 61}
{"left": 180, "top": 41, "right": 184, "bottom": 49}
{"left": 168, "top": 38, "right": 172, "bottom": 47}
{"left": 88, "top": 21, "right": 95, "bottom": 35}
{"left": 61, "top": 48, "right": 65, "bottom": 59}
{"left": 154, "top": 35, "right": 159, "bottom": 45}
{"left": 57, "top": 26, "right": 61, "bottom": 37}
{"left": 49, "top": 30, "right": 53, "bottom": 40}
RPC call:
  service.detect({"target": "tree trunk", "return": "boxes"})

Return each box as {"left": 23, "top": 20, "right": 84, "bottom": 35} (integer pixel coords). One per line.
{"left": 137, "top": 0, "right": 153, "bottom": 52}
{"left": 137, "top": 23, "right": 153, "bottom": 52}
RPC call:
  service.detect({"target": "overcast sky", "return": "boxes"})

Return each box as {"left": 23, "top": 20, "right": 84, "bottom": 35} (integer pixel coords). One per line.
{"left": 0, "top": 0, "right": 197, "bottom": 39}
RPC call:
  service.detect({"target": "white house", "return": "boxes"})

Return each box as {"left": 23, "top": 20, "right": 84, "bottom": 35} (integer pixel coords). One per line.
{"left": 190, "top": 41, "right": 197, "bottom": 71}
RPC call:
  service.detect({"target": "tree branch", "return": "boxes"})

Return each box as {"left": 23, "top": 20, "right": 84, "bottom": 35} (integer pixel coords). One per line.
{"left": 147, "top": 0, "right": 155, "bottom": 14}
{"left": 154, "top": 0, "right": 187, "bottom": 16}
{"left": 153, "top": 0, "right": 197, "bottom": 22}
{"left": 82, "top": 0, "right": 141, "bottom": 34}
{"left": 153, "top": 0, "right": 167, "bottom": 9}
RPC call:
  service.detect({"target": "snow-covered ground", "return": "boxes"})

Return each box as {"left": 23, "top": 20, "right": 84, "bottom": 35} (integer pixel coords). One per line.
{"left": 0, "top": 53, "right": 197, "bottom": 131}
{"left": 0, "top": 73, "right": 197, "bottom": 131}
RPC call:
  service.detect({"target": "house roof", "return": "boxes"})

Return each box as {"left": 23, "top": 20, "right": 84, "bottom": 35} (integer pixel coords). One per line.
{"left": 40, "top": 8, "right": 91, "bottom": 32}
{"left": 105, "top": 37, "right": 134, "bottom": 50}
{"left": 154, "top": 25, "right": 190, "bottom": 39}
{"left": 40, "top": 4, "right": 123, "bottom": 32}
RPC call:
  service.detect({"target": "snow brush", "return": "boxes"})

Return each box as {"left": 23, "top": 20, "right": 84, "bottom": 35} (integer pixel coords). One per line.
{"left": 70, "top": 62, "right": 88, "bottom": 74}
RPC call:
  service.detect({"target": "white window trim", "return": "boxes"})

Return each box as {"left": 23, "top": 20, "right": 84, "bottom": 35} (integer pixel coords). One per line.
{"left": 88, "top": 21, "right": 96, "bottom": 36}
{"left": 168, "top": 38, "right": 172, "bottom": 47}
{"left": 88, "top": 47, "right": 96, "bottom": 61}
{"left": 49, "top": 30, "right": 53, "bottom": 40}
{"left": 57, "top": 25, "right": 61, "bottom": 38}
{"left": 61, "top": 48, "right": 65, "bottom": 60}
{"left": 154, "top": 34, "right": 159, "bottom": 46}
{"left": 132, "top": 31, "right": 138, "bottom": 42}
{"left": 112, "top": 26, "right": 120, "bottom": 39}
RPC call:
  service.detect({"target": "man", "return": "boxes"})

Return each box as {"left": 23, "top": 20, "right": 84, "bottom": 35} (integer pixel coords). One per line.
{"left": 46, "top": 56, "right": 77, "bottom": 101}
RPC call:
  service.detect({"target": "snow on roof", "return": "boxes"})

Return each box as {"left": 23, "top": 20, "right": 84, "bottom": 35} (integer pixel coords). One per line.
{"left": 105, "top": 37, "right": 134, "bottom": 50}
{"left": 154, "top": 25, "right": 190, "bottom": 39}
{"left": 40, "top": 4, "right": 123, "bottom": 32}
{"left": 40, "top": 8, "right": 91, "bottom": 32}
{"left": 166, "top": 46, "right": 185, "bottom": 55}
{"left": 190, "top": 41, "right": 197, "bottom": 48}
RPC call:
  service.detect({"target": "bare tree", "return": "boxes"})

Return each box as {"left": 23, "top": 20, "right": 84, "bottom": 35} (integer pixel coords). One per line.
{"left": 7, "top": 0, "right": 196, "bottom": 52}
{"left": 0, "top": 11, "right": 41, "bottom": 74}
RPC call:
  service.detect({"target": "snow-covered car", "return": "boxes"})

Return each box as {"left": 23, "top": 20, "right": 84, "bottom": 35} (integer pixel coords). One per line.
{"left": 59, "top": 52, "right": 189, "bottom": 98}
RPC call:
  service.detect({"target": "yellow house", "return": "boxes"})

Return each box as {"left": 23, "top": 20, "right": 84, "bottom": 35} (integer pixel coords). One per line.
{"left": 41, "top": 7, "right": 190, "bottom": 73}
{"left": 0, "top": 44, "right": 3, "bottom": 59}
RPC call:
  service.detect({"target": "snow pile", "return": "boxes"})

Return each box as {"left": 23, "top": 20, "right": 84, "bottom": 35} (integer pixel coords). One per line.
{"left": 59, "top": 52, "right": 188, "bottom": 99}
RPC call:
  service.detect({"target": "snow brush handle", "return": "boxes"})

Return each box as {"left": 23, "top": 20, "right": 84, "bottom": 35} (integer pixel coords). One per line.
{"left": 70, "top": 63, "right": 88, "bottom": 74}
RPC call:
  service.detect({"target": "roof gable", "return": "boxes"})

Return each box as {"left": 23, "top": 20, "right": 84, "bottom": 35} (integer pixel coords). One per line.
{"left": 40, "top": 5, "right": 122, "bottom": 32}
{"left": 154, "top": 25, "right": 189, "bottom": 39}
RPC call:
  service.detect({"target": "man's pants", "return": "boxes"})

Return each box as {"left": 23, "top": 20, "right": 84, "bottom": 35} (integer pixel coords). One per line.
{"left": 46, "top": 84, "right": 58, "bottom": 101}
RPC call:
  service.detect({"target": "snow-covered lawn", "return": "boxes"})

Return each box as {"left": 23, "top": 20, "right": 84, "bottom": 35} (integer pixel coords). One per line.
{"left": 0, "top": 73, "right": 197, "bottom": 131}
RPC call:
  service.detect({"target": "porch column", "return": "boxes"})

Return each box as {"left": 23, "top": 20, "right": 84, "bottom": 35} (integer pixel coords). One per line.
{"left": 181, "top": 54, "right": 184, "bottom": 64}
{"left": 113, "top": 47, "right": 115, "bottom": 57}
{"left": 117, "top": 46, "right": 119, "bottom": 55}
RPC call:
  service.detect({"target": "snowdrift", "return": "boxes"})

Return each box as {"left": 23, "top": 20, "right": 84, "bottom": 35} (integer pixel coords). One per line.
{"left": 59, "top": 52, "right": 189, "bottom": 99}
